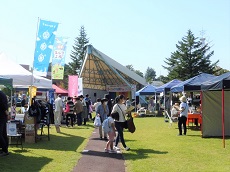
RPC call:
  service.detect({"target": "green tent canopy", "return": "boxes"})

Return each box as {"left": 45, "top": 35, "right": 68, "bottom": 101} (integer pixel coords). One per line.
{"left": 0, "top": 76, "right": 13, "bottom": 89}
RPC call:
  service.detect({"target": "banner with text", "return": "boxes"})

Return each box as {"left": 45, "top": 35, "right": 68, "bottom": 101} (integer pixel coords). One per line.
{"left": 106, "top": 85, "right": 131, "bottom": 92}
{"left": 68, "top": 75, "right": 78, "bottom": 97}
{"left": 51, "top": 37, "right": 68, "bottom": 79}
{"left": 33, "top": 19, "right": 58, "bottom": 76}
{"left": 78, "top": 78, "right": 83, "bottom": 96}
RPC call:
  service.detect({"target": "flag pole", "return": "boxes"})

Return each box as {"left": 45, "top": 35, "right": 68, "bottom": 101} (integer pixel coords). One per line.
{"left": 30, "top": 17, "right": 40, "bottom": 105}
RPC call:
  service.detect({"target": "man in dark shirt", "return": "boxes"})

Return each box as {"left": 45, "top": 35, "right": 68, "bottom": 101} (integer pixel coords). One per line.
{"left": 21, "top": 94, "right": 27, "bottom": 107}
{"left": 0, "top": 90, "right": 9, "bottom": 156}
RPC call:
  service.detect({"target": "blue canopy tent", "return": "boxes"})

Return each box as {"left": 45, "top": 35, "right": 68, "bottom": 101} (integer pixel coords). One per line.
{"left": 201, "top": 72, "right": 230, "bottom": 147}
{"left": 156, "top": 79, "right": 182, "bottom": 93}
{"left": 136, "top": 84, "right": 156, "bottom": 96}
{"left": 135, "top": 85, "right": 156, "bottom": 109}
{"left": 156, "top": 79, "right": 182, "bottom": 112}
{"left": 171, "top": 73, "right": 217, "bottom": 92}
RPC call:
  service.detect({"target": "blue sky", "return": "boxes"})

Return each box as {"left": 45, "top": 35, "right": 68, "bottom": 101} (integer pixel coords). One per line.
{"left": 0, "top": 0, "right": 229, "bottom": 77}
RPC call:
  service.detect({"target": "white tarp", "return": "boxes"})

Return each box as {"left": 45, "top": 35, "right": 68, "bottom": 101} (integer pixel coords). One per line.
{"left": 0, "top": 52, "right": 52, "bottom": 89}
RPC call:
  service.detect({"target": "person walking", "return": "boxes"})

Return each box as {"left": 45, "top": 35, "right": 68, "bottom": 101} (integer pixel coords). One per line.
{"left": 79, "top": 95, "right": 88, "bottom": 125}
{"left": 96, "top": 98, "right": 109, "bottom": 140}
{"left": 65, "top": 97, "right": 75, "bottom": 127}
{"left": 0, "top": 90, "right": 9, "bottom": 156}
{"left": 74, "top": 96, "right": 83, "bottom": 126}
{"left": 54, "top": 94, "right": 63, "bottom": 132}
{"left": 93, "top": 98, "right": 101, "bottom": 112}
{"left": 178, "top": 96, "right": 189, "bottom": 136}
{"left": 104, "top": 112, "right": 119, "bottom": 153}
{"left": 112, "top": 94, "right": 130, "bottom": 151}
{"left": 104, "top": 94, "right": 113, "bottom": 115}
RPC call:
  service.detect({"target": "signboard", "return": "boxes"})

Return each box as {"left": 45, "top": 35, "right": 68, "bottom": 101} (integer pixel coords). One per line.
{"left": 24, "top": 112, "right": 36, "bottom": 143}
{"left": 106, "top": 85, "right": 131, "bottom": 92}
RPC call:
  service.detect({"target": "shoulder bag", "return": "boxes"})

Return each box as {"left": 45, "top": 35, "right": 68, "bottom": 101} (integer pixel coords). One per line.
{"left": 117, "top": 104, "right": 136, "bottom": 133}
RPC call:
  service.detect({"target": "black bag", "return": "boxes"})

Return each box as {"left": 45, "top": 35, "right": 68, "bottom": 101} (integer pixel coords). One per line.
{"left": 117, "top": 104, "right": 135, "bottom": 133}
{"left": 28, "top": 104, "right": 39, "bottom": 117}
{"left": 127, "top": 117, "right": 135, "bottom": 133}
{"left": 111, "top": 112, "right": 119, "bottom": 121}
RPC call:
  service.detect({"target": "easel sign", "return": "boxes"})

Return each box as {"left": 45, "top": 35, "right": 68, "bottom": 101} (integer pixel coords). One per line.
{"left": 7, "top": 122, "right": 17, "bottom": 136}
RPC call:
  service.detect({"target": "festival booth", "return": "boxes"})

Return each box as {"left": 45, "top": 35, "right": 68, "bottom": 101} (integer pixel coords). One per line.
{"left": 0, "top": 53, "right": 53, "bottom": 143}
{"left": 170, "top": 73, "right": 217, "bottom": 128}
{"left": 0, "top": 53, "right": 52, "bottom": 90}
{"left": 135, "top": 85, "right": 157, "bottom": 116}
{"left": 52, "top": 84, "right": 68, "bottom": 96}
{"left": 156, "top": 79, "right": 182, "bottom": 113}
{"left": 201, "top": 72, "right": 230, "bottom": 144}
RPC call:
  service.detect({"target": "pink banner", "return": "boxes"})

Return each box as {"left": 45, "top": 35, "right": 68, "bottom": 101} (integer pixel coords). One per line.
{"left": 68, "top": 75, "right": 78, "bottom": 97}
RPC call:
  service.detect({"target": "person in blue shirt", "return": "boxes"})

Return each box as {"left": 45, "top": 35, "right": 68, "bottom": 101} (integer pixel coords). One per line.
{"left": 96, "top": 98, "right": 109, "bottom": 140}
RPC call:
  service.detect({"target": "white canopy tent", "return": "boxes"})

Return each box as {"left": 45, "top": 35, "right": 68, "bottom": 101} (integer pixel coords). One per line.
{"left": 0, "top": 52, "right": 52, "bottom": 89}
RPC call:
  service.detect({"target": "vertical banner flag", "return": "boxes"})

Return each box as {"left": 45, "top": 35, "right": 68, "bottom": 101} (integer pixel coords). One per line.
{"left": 78, "top": 78, "right": 83, "bottom": 96}
{"left": 52, "top": 37, "right": 68, "bottom": 79}
{"left": 29, "top": 86, "right": 37, "bottom": 105}
{"left": 33, "top": 19, "right": 59, "bottom": 76}
{"left": 68, "top": 75, "right": 78, "bottom": 97}
{"left": 48, "top": 89, "right": 55, "bottom": 104}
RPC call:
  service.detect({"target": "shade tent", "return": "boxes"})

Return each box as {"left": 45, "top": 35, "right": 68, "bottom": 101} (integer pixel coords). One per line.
{"left": 135, "top": 85, "right": 156, "bottom": 96}
{"left": 201, "top": 71, "right": 230, "bottom": 90}
{"left": 200, "top": 72, "right": 230, "bottom": 143}
{"left": 0, "top": 53, "right": 52, "bottom": 89}
{"left": 156, "top": 79, "right": 182, "bottom": 93}
{"left": 171, "top": 73, "right": 217, "bottom": 92}
{"left": 52, "top": 84, "right": 68, "bottom": 96}
{"left": 0, "top": 76, "right": 13, "bottom": 89}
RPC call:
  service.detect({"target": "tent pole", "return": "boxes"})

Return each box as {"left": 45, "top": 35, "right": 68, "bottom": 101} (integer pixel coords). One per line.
{"left": 222, "top": 89, "right": 225, "bottom": 148}
{"left": 200, "top": 91, "right": 203, "bottom": 135}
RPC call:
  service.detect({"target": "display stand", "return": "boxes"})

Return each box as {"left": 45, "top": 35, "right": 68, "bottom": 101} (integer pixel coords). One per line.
{"left": 24, "top": 111, "right": 36, "bottom": 143}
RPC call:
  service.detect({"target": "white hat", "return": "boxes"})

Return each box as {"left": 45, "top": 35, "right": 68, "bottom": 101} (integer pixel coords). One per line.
{"left": 180, "top": 96, "right": 186, "bottom": 102}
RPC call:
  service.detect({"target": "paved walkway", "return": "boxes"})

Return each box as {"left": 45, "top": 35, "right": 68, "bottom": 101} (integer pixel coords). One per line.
{"left": 73, "top": 128, "right": 126, "bottom": 172}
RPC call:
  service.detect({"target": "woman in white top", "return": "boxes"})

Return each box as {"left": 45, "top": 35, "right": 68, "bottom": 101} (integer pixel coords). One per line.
{"left": 178, "top": 96, "right": 189, "bottom": 136}
{"left": 111, "top": 95, "right": 130, "bottom": 151}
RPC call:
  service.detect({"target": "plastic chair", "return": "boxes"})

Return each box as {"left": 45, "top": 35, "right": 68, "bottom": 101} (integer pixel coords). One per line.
{"left": 7, "top": 120, "right": 23, "bottom": 150}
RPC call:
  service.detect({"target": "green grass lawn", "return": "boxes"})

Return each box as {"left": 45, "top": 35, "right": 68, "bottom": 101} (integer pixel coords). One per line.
{"left": 1, "top": 117, "right": 229, "bottom": 172}
{"left": 0, "top": 123, "right": 95, "bottom": 172}
{"left": 123, "top": 117, "right": 230, "bottom": 172}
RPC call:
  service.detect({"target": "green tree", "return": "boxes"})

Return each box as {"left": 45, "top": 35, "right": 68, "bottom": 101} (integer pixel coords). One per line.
{"left": 156, "top": 75, "right": 169, "bottom": 84}
{"left": 163, "top": 30, "right": 219, "bottom": 81}
{"left": 68, "top": 26, "right": 89, "bottom": 75}
{"left": 145, "top": 67, "right": 156, "bottom": 83}
{"left": 126, "top": 65, "right": 144, "bottom": 77}
{"left": 135, "top": 70, "right": 144, "bottom": 78}
{"left": 61, "top": 26, "right": 89, "bottom": 88}
{"left": 213, "top": 66, "right": 229, "bottom": 76}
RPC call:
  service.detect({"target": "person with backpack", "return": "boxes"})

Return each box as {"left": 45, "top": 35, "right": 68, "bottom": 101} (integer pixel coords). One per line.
{"left": 103, "top": 112, "right": 119, "bottom": 153}
{"left": 96, "top": 98, "right": 109, "bottom": 140}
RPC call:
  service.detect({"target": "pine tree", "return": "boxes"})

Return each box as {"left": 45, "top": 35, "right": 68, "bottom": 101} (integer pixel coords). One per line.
{"left": 68, "top": 26, "right": 89, "bottom": 75}
{"left": 145, "top": 67, "right": 156, "bottom": 83}
{"left": 163, "top": 30, "right": 219, "bottom": 81}
{"left": 60, "top": 26, "right": 89, "bottom": 88}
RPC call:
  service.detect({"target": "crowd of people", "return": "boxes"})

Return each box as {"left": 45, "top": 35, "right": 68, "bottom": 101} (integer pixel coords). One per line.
{"left": 53, "top": 93, "right": 131, "bottom": 153}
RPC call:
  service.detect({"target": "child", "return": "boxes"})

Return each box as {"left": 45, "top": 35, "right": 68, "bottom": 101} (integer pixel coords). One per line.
{"left": 104, "top": 112, "right": 119, "bottom": 153}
